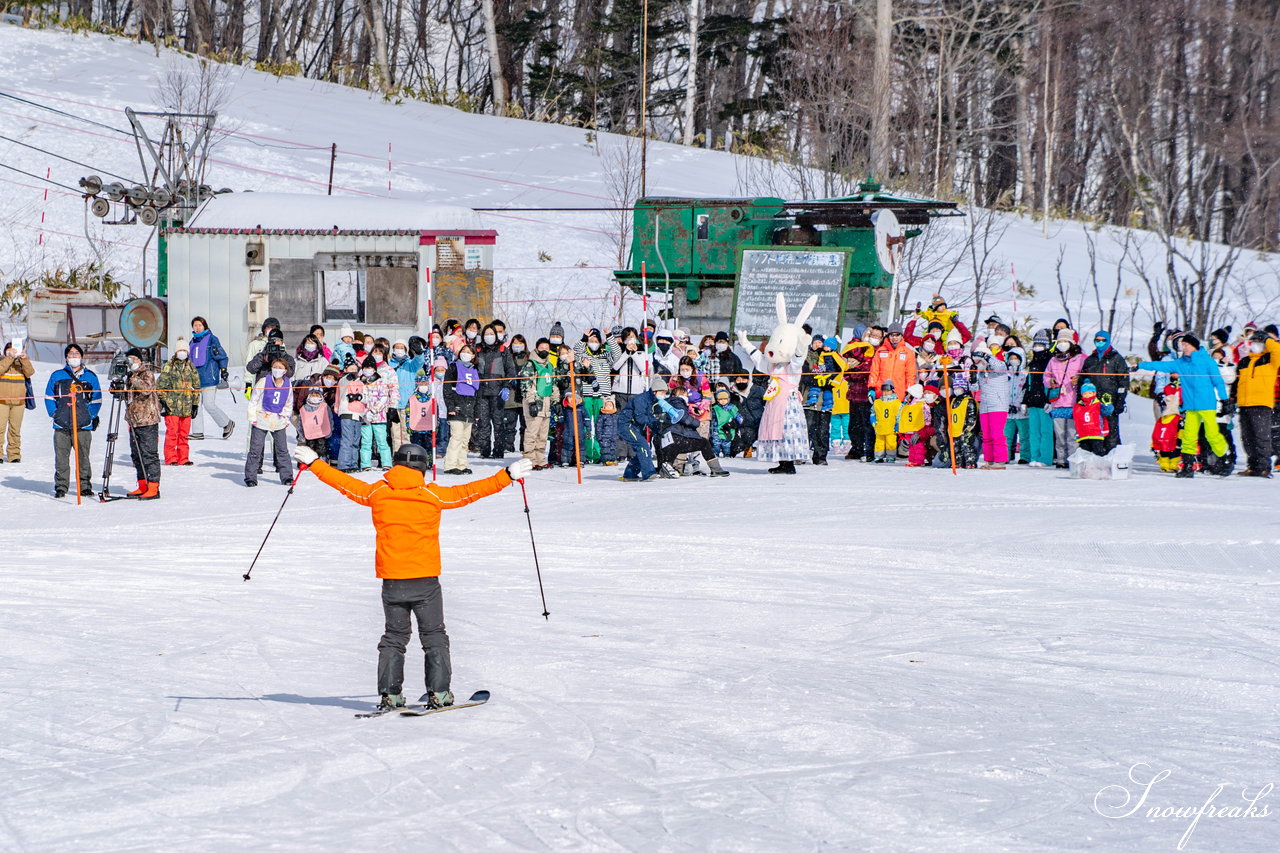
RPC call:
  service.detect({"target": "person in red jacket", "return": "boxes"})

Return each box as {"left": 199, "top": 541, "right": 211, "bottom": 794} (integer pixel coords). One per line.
{"left": 294, "top": 442, "right": 533, "bottom": 712}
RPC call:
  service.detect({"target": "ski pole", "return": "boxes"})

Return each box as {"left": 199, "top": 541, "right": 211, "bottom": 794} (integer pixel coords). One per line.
{"left": 517, "top": 478, "right": 550, "bottom": 620}
{"left": 243, "top": 465, "right": 307, "bottom": 582}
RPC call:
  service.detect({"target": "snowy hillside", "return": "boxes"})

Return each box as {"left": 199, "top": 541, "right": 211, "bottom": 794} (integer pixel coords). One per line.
{"left": 2, "top": 23, "right": 1277, "bottom": 346}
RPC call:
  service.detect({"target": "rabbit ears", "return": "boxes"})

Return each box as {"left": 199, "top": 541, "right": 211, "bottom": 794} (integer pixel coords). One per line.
{"left": 775, "top": 292, "right": 820, "bottom": 328}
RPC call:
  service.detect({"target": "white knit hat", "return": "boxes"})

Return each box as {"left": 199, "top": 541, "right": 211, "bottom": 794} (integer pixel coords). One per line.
{"left": 340, "top": 322, "right": 355, "bottom": 340}
{"left": 174, "top": 336, "right": 188, "bottom": 353}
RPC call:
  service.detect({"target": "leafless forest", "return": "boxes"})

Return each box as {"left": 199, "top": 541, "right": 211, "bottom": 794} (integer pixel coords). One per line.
{"left": 23, "top": 0, "right": 1280, "bottom": 254}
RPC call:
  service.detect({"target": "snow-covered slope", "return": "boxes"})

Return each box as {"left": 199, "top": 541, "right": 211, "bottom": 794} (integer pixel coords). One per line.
{"left": 2, "top": 362, "right": 1278, "bottom": 852}
{"left": 2, "top": 23, "right": 1276, "bottom": 346}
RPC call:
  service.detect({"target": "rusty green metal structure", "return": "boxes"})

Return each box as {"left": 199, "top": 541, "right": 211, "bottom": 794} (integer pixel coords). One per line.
{"left": 614, "top": 181, "right": 959, "bottom": 329}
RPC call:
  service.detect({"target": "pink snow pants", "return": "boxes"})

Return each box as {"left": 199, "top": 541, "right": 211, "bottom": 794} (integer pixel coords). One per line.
{"left": 980, "top": 411, "right": 1009, "bottom": 464}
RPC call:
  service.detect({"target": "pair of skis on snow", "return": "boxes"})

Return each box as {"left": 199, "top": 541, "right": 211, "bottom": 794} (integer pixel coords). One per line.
{"left": 354, "top": 690, "right": 489, "bottom": 719}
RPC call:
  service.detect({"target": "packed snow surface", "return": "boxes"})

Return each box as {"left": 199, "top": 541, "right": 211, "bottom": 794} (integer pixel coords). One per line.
{"left": 2, "top": 371, "right": 1277, "bottom": 852}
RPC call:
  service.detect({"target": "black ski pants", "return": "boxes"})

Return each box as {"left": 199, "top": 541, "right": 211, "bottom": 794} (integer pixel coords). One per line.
{"left": 658, "top": 433, "right": 713, "bottom": 465}
{"left": 805, "top": 409, "right": 831, "bottom": 462}
{"left": 848, "top": 401, "right": 873, "bottom": 460}
{"left": 128, "top": 423, "right": 161, "bottom": 483}
{"left": 378, "top": 577, "right": 451, "bottom": 697}
{"left": 1240, "top": 406, "right": 1274, "bottom": 473}
{"left": 471, "top": 396, "right": 511, "bottom": 458}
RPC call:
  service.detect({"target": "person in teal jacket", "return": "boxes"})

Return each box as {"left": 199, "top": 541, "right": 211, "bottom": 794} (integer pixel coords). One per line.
{"left": 1135, "top": 333, "right": 1229, "bottom": 476}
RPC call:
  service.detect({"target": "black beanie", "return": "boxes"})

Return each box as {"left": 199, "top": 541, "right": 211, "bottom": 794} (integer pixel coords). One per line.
{"left": 550, "top": 321, "right": 565, "bottom": 339}
{"left": 1180, "top": 333, "right": 1201, "bottom": 350}
{"left": 1265, "top": 324, "right": 1280, "bottom": 338}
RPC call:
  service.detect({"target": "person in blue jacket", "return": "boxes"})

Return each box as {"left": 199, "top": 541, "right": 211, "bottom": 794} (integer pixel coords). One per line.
{"left": 44, "top": 343, "right": 102, "bottom": 498}
{"left": 1136, "top": 333, "right": 1230, "bottom": 477}
{"left": 187, "top": 316, "right": 234, "bottom": 441}
{"left": 616, "top": 376, "right": 666, "bottom": 482}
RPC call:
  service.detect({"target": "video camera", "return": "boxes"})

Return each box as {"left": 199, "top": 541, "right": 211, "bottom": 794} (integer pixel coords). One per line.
{"left": 107, "top": 350, "right": 131, "bottom": 390}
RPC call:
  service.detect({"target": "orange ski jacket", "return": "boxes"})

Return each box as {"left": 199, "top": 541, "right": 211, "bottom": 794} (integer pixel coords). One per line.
{"left": 310, "top": 460, "right": 513, "bottom": 579}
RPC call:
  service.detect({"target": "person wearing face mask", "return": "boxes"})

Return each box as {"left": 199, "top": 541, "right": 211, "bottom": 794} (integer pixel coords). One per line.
{"left": 358, "top": 355, "right": 397, "bottom": 472}
{"left": 1233, "top": 330, "right": 1280, "bottom": 476}
{"left": 503, "top": 334, "right": 530, "bottom": 454}
{"left": 838, "top": 337, "right": 875, "bottom": 461}
{"left": 335, "top": 359, "right": 369, "bottom": 471}
{"left": 294, "top": 334, "right": 328, "bottom": 382}
{"left": 1136, "top": 334, "right": 1231, "bottom": 477}
{"left": 309, "top": 324, "right": 332, "bottom": 361}
{"left": 248, "top": 327, "right": 296, "bottom": 389}
{"left": 244, "top": 316, "right": 280, "bottom": 385}
{"left": 470, "top": 324, "right": 517, "bottom": 459}
{"left": 0, "top": 338, "right": 35, "bottom": 463}
{"left": 111, "top": 348, "right": 162, "bottom": 499}
{"left": 462, "top": 319, "right": 482, "bottom": 348}
{"left": 244, "top": 357, "right": 295, "bottom": 487}
{"left": 713, "top": 331, "right": 744, "bottom": 380}
{"left": 386, "top": 338, "right": 426, "bottom": 454}
{"left": 518, "top": 338, "right": 557, "bottom": 469}
{"left": 615, "top": 376, "right": 665, "bottom": 480}
{"left": 695, "top": 335, "right": 722, "bottom": 391}
{"left": 547, "top": 321, "right": 566, "bottom": 359}
{"left": 1044, "top": 328, "right": 1087, "bottom": 468}
{"left": 609, "top": 328, "right": 651, "bottom": 454}
{"left": 442, "top": 345, "right": 481, "bottom": 474}
{"left": 1002, "top": 347, "right": 1030, "bottom": 465}
{"left": 187, "top": 316, "right": 233, "bottom": 442}
{"left": 553, "top": 344, "right": 590, "bottom": 468}
{"left": 158, "top": 337, "right": 200, "bottom": 466}
{"left": 1019, "top": 330, "right": 1055, "bottom": 467}
{"left": 1076, "top": 330, "right": 1129, "bottom": 454}
{"left": 972, "top": 346, "right": 1011, "bottom": 470}
{"left": 652, "top": 329, "right": 680, "bottom": 380}
{"left": 728, "top": 372, "right": 766, "bottom": 457}
{"left": 314, "top": 364, "right": 344, "bottom": 461}
{"left": 574, "top": 328, "right": 620, "bottom": 466}
{"left": 868, "top": 323, "right": 917, "bottom": 404}
{"left": 45, "top": 344, "right": 102, "bottom": 497}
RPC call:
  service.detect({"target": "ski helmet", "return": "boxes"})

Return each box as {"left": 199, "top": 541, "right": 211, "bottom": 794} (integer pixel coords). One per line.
{"left": 392, "top": 443, "right": 430, "bottom": 472}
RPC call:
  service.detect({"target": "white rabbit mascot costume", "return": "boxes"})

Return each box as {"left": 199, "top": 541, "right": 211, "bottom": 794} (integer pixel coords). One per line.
{"left": 736, "top": 293, "right": 817, "bottom": 474}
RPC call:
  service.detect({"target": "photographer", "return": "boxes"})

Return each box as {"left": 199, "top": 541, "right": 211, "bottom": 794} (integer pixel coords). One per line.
{"left": 246, "top": 328, "right": 296, "bottom": 384}
{"left": 44, "top": 344, "right": 102, "bottom": 498}
{"left": 0, "top": 339, "right": 35, "bottom": 463}
{"left": 113, "top": 348, "right": 162, "bottom": 500}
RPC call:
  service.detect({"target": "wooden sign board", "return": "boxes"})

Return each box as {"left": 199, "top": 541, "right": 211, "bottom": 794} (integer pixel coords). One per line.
{"left": 730, "top": 246, "right": 852, "bottom": 339}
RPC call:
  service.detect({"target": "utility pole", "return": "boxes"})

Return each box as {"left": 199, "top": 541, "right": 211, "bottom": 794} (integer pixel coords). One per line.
{"left": 870, "top": 0, "right": 892, "bottom": 182}
{"left": 639, "top": 0, "right": 650, "bottom": 197}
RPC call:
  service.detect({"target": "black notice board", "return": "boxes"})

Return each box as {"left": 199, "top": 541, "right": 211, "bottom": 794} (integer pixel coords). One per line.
{"left": 730, "top": 246, "right": 852, "bottom": 339}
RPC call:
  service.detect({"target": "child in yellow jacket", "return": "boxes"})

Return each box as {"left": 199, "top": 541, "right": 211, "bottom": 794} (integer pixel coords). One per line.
{"left": 871, "top": 380, "right": 901, "bottom": 463}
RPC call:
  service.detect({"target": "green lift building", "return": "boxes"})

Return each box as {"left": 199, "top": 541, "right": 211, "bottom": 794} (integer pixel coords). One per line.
{"left": 613, "top": 181, "right": 959, "bottom": 334}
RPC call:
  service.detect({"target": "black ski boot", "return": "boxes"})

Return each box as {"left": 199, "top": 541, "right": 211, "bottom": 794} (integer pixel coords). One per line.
{"left": 1175, "top": 453, "right": 1196, "bottom": 479}
{"left": 768, "top": 461, "right": 797, "bottom": 475}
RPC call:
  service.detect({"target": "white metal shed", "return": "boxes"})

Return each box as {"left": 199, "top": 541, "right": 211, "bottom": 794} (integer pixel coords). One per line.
{"left": 160, "top": 193, "right": 497, "bottom": 368}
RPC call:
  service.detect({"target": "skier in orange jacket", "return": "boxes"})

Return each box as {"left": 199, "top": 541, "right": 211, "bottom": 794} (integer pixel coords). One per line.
{"left": 295, "top": 442, "right": 533, "bottom": 712}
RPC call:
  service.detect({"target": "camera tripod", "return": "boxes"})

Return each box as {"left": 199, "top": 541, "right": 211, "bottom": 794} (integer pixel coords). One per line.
{"left": 98, "top": 380, "right": 144, "bottom": 503}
